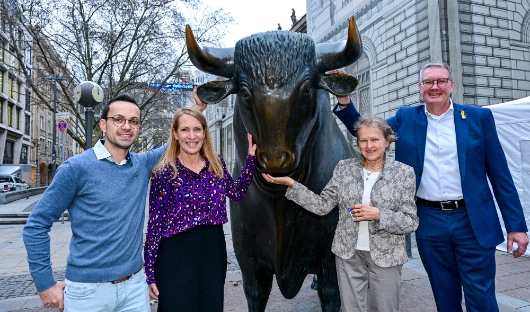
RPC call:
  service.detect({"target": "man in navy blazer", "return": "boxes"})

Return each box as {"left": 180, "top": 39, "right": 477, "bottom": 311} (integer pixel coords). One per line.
{"left": 333, "top": 62, "right": 528, "bottom": 311}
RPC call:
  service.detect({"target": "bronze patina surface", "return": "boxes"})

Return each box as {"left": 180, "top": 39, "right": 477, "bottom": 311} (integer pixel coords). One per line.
{"left": 186, "top": 17, "right": 363, "bottom": 312}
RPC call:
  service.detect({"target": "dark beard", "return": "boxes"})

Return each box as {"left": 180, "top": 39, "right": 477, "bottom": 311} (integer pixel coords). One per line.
{"left": 106, "top": 137, "right": 133, "bottom": 150}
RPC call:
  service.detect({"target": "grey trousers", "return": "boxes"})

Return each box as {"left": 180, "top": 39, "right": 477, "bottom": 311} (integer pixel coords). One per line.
{"left": 335, "top": 250, "right": 402, "bottom": 312}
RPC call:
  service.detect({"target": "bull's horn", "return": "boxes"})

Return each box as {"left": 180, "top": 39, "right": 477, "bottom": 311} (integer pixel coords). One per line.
{"left": 185, "top": 25, "right": 235, "bottom": 78}
{"left": 315, "top": 17, "right": 363, "bottom": 73}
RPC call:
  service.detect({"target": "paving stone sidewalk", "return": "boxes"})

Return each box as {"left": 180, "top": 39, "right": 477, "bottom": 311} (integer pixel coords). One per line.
{"left": 1, "top": 195, "right": 530, "bottom": 312}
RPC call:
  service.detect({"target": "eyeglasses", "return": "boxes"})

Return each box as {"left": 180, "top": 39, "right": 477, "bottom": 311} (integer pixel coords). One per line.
{"left": 106, "top": 116, "right": 141, "bottom": 129}
{"left": 421, "top": 78, "right": 451, "bottom": 87}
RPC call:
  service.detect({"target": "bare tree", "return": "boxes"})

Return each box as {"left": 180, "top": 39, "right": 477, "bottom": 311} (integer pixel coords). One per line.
{"left": 4, "top": 0, "right": 232, "bottom": 149}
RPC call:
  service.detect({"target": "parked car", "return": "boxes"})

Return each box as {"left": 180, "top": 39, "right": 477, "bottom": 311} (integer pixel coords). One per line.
{"left": 0, "top": 175, "right": 29, "bottom": 192}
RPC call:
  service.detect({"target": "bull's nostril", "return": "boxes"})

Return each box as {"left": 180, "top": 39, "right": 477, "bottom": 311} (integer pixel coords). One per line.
{"left": 258, "top": 151, "right": 292, "bottom": 169}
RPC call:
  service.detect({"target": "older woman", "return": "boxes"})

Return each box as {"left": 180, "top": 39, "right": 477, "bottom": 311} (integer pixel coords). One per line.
{"left": 144, "top": 107, "right": 257, "bottom": 312}
{"left": 263, "top": 115, "right": 418, "bottom": 312}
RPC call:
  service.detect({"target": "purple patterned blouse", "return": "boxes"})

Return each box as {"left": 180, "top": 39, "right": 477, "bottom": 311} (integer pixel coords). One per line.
{"left": 143, "top": 154, "right": 256, "bottom": 284}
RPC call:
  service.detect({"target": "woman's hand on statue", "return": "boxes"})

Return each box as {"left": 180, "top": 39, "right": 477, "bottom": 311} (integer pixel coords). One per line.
{"left": 247, "top": 134, "right": 257, "bottom": 156}
{"left": 262, "top": 173, "right": 294, "bottom": 187}
{"left": 148, "top": 283, "right": 159, "bottom": 300}
{"left": 351, "top": 204, "right": 380, "bottom": 221}
{"left": 193, "top": 86, "right": 208, "bottom": 112}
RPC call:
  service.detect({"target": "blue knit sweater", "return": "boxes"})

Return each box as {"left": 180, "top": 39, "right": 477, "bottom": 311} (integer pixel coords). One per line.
{"left": 23, "top": 146, "right": 165, "bottom": 292}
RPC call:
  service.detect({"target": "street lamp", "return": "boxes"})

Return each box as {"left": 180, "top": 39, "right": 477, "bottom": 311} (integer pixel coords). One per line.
{"left": 44, "top": 74, "right": 66, "bottom": 180}
{"left": 74, "top": 81, "right": 104, "bottom": 149}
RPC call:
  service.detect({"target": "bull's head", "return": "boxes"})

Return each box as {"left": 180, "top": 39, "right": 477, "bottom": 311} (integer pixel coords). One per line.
{"left": 186, "top": 17, "right": 363, "bottom": 175}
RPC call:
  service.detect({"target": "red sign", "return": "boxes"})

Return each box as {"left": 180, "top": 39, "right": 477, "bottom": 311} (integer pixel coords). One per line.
{"left": 57, "top": 119, "right": 68, "bottom": 132}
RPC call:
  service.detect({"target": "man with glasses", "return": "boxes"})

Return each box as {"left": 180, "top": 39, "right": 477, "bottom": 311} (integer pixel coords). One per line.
{"left": 23, "top": 92, "right": 205, "bottom": 311}
{"left": 332, "top": 62, "right": 528, "bottom": 311}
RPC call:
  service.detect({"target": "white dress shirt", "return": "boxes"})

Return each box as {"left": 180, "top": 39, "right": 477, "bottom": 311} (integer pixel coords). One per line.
{"left": 416, "top": 101, "right": 464, "bottom": 201}
{"left": 93, "top": 140, "right": 130, "bottom": 165}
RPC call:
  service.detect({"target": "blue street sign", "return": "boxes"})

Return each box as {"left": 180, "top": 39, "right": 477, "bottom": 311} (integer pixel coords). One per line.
{"left": 147, "top": 82, "right": 194, "bottom": 92}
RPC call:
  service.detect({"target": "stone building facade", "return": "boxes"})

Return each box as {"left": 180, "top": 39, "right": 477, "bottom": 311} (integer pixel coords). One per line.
{"left": 0, "top": 14, "right": 31, "bottom": 167}
{"left": 308, "top": 0, "right": 530, "bottom": 119}
{"left": 29, "top": 37, "right": 76, "bottom": 186}
{"left": 205, "top": 0, "right": 530, "bottom": 168}
{"left": 0, "top": 8, "right": 77, "bottom": 187}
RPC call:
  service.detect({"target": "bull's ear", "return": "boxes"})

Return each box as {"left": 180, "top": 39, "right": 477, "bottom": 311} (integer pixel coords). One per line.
{"left": 197, "top": 79, "right": 237, "bottom": 104}
{"left": 318, "top": 73, "right": 358, "bottom": 96}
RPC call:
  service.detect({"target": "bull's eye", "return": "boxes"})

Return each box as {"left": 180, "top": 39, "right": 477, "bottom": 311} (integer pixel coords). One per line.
{"left": 240, "top": 87, "right": 252, "bottom": 102}
{"left": 298, "top": 81, "right": 311, "bottom": 100}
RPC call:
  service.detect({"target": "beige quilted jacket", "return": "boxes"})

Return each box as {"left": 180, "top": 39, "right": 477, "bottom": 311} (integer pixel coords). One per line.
{"left": 285, "top": 157, "right": 418, "bottom": 267}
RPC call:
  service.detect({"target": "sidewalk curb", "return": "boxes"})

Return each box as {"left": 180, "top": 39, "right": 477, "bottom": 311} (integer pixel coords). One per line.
{"left": 0, "top": 295, "right": 41, "bottom": 312}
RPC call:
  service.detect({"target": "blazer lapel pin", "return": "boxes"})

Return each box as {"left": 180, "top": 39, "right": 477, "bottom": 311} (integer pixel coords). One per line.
{"left": 461, "top": 109, "right": 467, "bottom": 120}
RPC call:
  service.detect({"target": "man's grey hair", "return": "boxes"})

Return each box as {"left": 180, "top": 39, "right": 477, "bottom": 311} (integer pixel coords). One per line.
{"left": 353, "top": 115, "right": 397, "bottom": 150}
{"left": 419, "top": 62, "right": 454, "bottom": 82}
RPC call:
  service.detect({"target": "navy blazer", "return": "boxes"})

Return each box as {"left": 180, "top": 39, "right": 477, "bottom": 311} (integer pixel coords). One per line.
{"left": 335, "top": 102, "right": 528, "bottom": 248}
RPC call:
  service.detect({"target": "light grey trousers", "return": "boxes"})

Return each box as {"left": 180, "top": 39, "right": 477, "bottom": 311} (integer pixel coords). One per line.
{"left": 335, "top": 250, "right": 402, "bottom": 312}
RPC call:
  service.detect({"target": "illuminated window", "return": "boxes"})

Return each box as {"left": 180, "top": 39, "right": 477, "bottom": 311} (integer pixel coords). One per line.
{"left": 8, "top": 76, "right": 14, "bottom": 98}
{"left": 7, "top": 103, "right": 13, "bottom": 127}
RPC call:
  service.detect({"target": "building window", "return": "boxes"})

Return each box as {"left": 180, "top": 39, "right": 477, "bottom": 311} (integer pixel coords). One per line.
{"left": 9, "top": 47, "right": 16, "bottom": 71}
{"left": 345, "top": 52, "right": 372, "bottom": 116}
{"left": 17, "top": 83, "right": 21, "bottom": 102}
{"left": 18, "top": 28, "right": 23, "bottom": 49}
{"left": 47, "top": 119, "right": 51, "bottom": 133}
{"left": 1, "top": 15, "right": 6, "bottom": 32}
{"left": 523, "top": 11, "right": 530, "bottom": 42}
{"left": 25, "top": 43, "right": 31, "bottom": 67}
{"left": 25, "top": 114, "right": 30, "bottom": 135}
{"left": 0, "top": 41, "right": 3, "bottom": 62}
{"left": 0, "top": 70, "right": 3, "bottom": 92}
{"left": 7, "top": 103, "right": 13, "bottom": 127}
{"left": 16, "top": 107, "right": 20, "bottom": 129}
{"left": 39, "top": 116, "right": 44, "bottom": 130}
{"left": 25, "top": 89, "right": 30, "bottom": 110}
{"left": 8, "top": 76, "right": 14, "bottom": 98}
{"left": 20, "top": 145, "right": 28, "bottom": 164}
{"left": 0, "top": 101, "right": 2, "bottom": 123}
{"left": 4, "top": 140, "right": 14, "bottom": 164}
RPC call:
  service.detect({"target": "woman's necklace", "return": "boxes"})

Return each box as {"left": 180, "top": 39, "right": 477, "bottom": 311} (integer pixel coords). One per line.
{"left": 363, "top": 160, "right": 383, "bottom": 181}
{"left": 364, "top": 169, "right": 380, "bottom": 181}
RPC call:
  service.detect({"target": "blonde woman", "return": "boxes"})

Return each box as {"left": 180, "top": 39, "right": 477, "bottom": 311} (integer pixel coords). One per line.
{"left": 144, "top": 107, "right": 257, "bottom": 312}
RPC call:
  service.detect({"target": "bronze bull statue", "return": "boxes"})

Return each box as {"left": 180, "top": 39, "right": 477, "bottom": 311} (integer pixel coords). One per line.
{"left": 186, "top": 17, "right": 363, "bottom": 311}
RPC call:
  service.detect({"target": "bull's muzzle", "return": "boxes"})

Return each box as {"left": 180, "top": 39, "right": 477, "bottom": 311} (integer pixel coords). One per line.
{"left": 257, "top": 150, "right": 294, "bottom": 173}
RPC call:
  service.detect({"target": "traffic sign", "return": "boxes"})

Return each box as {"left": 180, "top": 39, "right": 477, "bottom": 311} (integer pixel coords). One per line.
{"left": 57, "top": 119, "right": 68, "bottom": 133}
{"left": 56, "top": 112, "right": 70, "bottom": 120}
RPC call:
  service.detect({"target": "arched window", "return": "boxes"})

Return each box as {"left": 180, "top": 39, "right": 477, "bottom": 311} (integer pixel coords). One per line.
{"left": 344, "top": 52, "right": 371, "bottom": 147}
{"left": 345, "top": 52, "right": 371, "bottom": 115}
{"left": 523, "top": 10, "right": 530, "bottom": 42}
